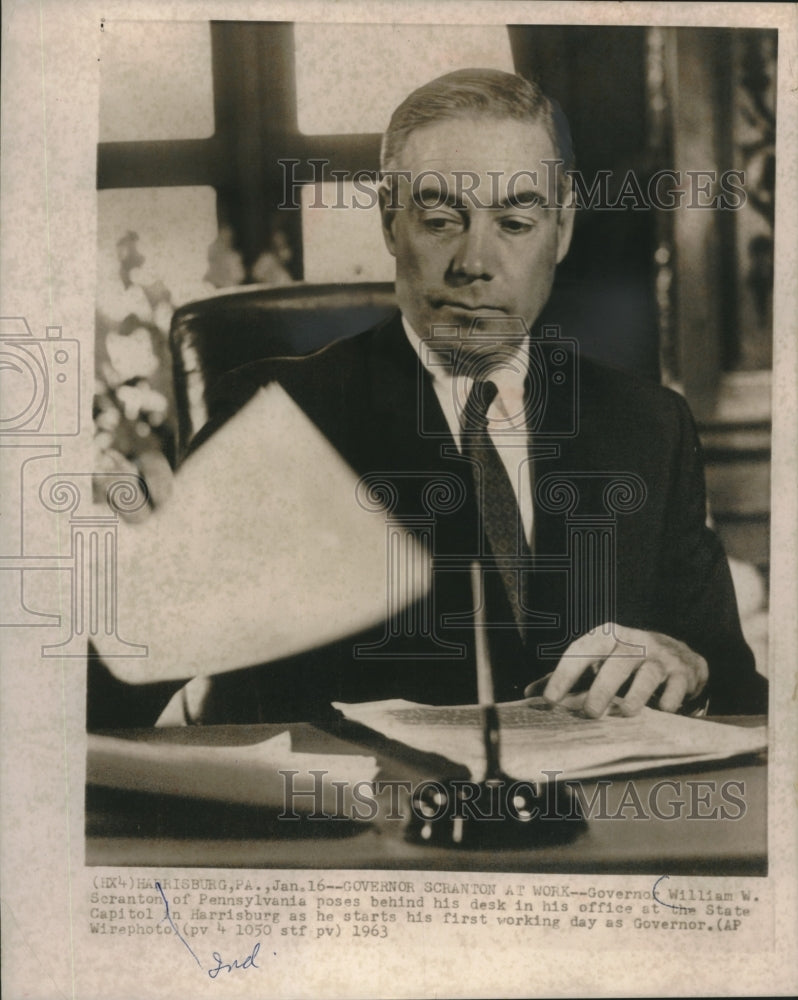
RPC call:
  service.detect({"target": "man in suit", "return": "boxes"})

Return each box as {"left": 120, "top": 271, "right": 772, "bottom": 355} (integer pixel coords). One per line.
{"left": 149, "top": 68, "right": 763, "bottom": 725}
{"left": 90, "top": 68, "right": 765, "bottom": 726}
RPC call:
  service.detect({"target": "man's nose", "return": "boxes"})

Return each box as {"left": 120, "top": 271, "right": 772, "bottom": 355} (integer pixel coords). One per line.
{"left": 449, "top": 219, "right": 497, "bottom": 281}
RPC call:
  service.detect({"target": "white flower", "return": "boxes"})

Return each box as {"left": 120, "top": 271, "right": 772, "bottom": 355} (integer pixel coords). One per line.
{"left": 152, "top": 300, "right": 174, "bottom": 335}
{"left": 105, "top": 327, "right": 158, "bottom": 382}
{"left": 97, "top": 280, "right": 152, "bottom": 327}
{"left": 95, "top": 406, "right": 120, "bottom": 432}
{"left": 116, "top": 383, "right": 146, "bottom": 420}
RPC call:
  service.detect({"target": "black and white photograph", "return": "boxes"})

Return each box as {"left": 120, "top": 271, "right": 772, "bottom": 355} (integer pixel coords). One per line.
{"left": 1, "top": 2, "right": 796, "bottom": 998}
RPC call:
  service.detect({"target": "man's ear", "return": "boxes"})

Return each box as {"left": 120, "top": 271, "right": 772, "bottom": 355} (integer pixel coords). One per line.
{"left": 555, "top": 202, "right": 575, "bottom": 265}
{"left": 555, "top": 178, "right": 575, "bottom": 264}
{"left": 379, "top": 183, "right": 398, "bottom": 258}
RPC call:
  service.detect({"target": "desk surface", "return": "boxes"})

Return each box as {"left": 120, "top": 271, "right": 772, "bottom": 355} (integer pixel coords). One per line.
{"left": 85, "top": 717, "right": 767, "bottom": 875}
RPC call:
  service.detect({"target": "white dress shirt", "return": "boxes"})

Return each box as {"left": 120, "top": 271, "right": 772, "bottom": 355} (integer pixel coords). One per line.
{"left": 402, "top": 316, "right": 534, "bottom": 545}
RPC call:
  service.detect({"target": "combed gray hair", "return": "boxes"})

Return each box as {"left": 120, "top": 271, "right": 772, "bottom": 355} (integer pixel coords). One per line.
{"left": 380, "top": 68, "right": 575, "bottom": 188}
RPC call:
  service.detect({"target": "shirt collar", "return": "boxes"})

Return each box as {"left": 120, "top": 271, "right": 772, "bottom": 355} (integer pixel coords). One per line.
{"left": 401, "top": 314, "right": 530, "bottom": 407}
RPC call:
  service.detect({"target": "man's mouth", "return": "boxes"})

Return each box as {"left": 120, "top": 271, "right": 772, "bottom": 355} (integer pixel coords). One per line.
{"left": 432, "top": 300, "right": 506, "bottom": 312}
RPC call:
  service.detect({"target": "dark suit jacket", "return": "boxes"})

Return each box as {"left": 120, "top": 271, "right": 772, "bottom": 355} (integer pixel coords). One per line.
{"left": 149, "top": 311, "right": 763, "bottom": 722}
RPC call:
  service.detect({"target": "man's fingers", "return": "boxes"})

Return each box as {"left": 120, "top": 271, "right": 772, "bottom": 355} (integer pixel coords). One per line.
{"left": 617, "top": 660, "right": 666, "bottom": 716}
{"left": 644, "top": 638, "right": 707, "bottom": 711}
{"left": 523, "top": 675, "right": 551, "bottom": 698}
{"left": 542, "top": 657, "right": 599, "bottom": 702}
{"left": 543, "top": 628, "right": 617, "bottom": 702}
{"left": 617, "top": 637, "right": 695, "bottom": 715}
{"left": 690, "top": 653, "right": 710, "bottom": 695}
{"left": 658, "top": 672, "right": 691, "bottom": 714}
{"left": 531, "top": 624, "right": 708, "bottom": 716}
{"left": 582, "top": 656, "right": 643, "bottom": 718}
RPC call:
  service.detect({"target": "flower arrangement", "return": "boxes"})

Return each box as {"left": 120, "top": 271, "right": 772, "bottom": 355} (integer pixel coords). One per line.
{"left": 94, "top": 223, "right": 293, "bottom": 516}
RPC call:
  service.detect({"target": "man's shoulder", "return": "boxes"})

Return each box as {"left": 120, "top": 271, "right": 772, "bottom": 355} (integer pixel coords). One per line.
{"left": 189, "top": 315, "right": 399, "bottom": 455}
{"left": 226, "top": 312, "right": 396, "bottom": 387}
{"left": 577, "top": 353, "right": 691, "bottom": 430}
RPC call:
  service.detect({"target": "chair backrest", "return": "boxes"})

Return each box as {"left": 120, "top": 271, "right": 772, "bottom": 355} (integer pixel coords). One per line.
{"left": 169, "top": 281, "right": 396, "bottom": 463}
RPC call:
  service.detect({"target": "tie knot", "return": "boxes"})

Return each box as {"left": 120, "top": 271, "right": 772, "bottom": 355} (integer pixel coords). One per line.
{"left": 462, "top": 379, "right": 498, "bottom": 433}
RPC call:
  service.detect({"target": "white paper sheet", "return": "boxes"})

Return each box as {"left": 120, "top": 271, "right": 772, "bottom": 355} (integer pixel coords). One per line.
{"left": 86, "top": 730, "right": 378, "bottom": 814}
{"left": 334, "top": 697, "right": 767, "bottom": 782}
{"left": 95, "top": 383, "right": 429, "bottom": 683}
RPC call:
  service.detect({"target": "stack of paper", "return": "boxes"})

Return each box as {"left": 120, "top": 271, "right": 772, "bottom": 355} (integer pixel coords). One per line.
{"left": 334, "top": 697, "right": 767, "bottom": 782}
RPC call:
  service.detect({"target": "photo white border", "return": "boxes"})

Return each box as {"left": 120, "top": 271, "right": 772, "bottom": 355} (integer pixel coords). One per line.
{"left": 1, "top": 2, "right": 795, "bottom": 997}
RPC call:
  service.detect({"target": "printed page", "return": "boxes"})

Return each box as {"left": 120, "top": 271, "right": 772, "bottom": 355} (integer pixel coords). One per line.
{"left": 335, "top": 697, "right": 768, "bottom": 781}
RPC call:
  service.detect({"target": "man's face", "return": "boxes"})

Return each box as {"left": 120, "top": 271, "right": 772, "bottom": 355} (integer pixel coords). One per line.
{"left": 380, "top": 115, "right": 574, "bottom": 356}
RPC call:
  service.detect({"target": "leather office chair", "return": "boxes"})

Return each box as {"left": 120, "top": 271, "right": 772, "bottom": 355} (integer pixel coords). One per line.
{"left": 168, "top": 276, "right": 668, "bottom": 465}
{"left": 169, "top": 281, "right": 396, "bottom": 464}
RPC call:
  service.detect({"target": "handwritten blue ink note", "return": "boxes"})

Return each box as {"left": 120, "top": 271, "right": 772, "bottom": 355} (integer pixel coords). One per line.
{"left": 157, "top": 880, "right": 262, "bottom": 978}
{"left": 208, "top": 942, "right": 261, "bottom": 978}
{"left": 156, "top": 881, "right": 201, "bottom": 968}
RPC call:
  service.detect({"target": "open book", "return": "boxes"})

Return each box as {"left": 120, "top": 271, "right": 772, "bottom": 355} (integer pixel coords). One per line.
{"left": 334, "top": 697, "right": 767, "bottom": 782}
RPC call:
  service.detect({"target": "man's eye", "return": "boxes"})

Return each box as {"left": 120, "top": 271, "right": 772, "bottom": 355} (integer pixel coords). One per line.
{"left": 422, "top": 215, "right": 462, "bottom": 233}
{"left": 500, "top": 217, "right": 535, "bottom": 234}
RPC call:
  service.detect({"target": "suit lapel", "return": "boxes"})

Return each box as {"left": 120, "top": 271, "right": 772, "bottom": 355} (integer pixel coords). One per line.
{"left": 366, "top": 314, "right": 457, "bottom": 474}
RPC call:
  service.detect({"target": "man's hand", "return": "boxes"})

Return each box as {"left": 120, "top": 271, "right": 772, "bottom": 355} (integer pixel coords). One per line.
{"left": 524, "top": 623, "right": 708, "bottom": 717}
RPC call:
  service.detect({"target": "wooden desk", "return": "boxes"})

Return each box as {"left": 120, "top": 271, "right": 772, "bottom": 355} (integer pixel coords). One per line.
{"left": 85, "top": 718, "right": 766, "bottom": 875}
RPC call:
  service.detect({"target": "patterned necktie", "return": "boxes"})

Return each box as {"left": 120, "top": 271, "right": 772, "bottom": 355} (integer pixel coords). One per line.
{"left": 460, "top": 379, "right": 531, "bottom": 637}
